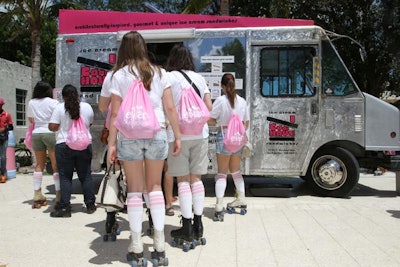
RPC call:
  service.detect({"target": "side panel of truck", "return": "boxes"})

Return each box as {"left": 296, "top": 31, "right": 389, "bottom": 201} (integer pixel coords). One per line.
{"left": 56, "top": 10, "right": 400, "bottom": 197}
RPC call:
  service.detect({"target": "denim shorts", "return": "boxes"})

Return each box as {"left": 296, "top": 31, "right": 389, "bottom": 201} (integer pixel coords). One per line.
{"left": 117, "top": 129, "right": 168, "bottom": 161}
{"left": 215, "top": 130, "right": 242, "bottom": 156}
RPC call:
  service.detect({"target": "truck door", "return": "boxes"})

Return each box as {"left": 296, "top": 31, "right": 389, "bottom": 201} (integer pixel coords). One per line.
{"left": 248, "top": 46, "right": 319, "bottom": 175}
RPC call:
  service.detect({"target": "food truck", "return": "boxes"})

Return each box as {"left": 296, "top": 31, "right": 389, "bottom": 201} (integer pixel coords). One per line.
{"left": 56, "top": 9, "right": 400, "bottom": 197}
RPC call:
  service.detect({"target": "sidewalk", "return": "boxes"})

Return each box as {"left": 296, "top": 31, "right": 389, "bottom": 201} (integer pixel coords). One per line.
{"left": 0, "top": 171, "right": 400, "bottom": 267}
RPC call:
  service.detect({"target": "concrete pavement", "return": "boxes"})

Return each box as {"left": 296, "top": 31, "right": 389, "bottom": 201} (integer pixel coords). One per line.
{"left": 0, "top": 171, "right": 400, "bottom": 267}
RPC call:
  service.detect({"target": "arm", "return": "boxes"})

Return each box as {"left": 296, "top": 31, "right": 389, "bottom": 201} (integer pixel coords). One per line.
{"left": 162, "top": 87, "right": 181, "bottom": 156}
{"left": 203, "top": 93, "right": 212, "bottom": 111}
{"left": 98, "top": 96, "right": 111, "bottom": 112}
{"left": 107, "top": 93, "right": 121, "bottom": 163}
{"left": 208, "top": 117, "right": 217, "bottom": 126}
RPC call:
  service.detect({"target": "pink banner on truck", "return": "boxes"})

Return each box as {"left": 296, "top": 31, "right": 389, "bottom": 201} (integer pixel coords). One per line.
{"left": 58, "top": 9, "right": 314, "bottom": 34}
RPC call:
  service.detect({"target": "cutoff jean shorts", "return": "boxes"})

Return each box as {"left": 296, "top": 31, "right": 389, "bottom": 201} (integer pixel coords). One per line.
{"left": 216, "top": 130, "right": 242, "bottom": 156}
{"left": 117, "top": 129, "right": 168, "bottom": 161}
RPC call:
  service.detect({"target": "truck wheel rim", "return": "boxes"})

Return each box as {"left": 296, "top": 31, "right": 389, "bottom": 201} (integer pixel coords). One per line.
{"left": 312, "top": 155, "right": 347, "bottom": 190}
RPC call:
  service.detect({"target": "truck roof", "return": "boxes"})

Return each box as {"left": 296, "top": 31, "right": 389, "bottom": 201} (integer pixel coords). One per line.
{"left": 58, "top": 9, "right": 314, "bottom": 35}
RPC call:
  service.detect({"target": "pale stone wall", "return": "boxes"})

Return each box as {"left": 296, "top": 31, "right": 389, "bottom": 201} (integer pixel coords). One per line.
{"left": 0, "top": 58, "right": 32, "bottom": 142}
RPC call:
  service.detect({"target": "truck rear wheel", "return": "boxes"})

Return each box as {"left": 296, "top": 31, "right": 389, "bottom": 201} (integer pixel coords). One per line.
{"left": 305, "top": 147, "right": 359, "bottom": 198}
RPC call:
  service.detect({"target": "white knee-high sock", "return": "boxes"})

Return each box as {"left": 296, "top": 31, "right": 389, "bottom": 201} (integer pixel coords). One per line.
{"left": 215, "top": 173, "right": 227, "bottom": 198}
{"left": 33, "top": 172, "right": 42, "bottom": 191}
{"left": 231, "top": 171, "right": 245, "bottom": 195}
{"left": 53, "top": 172, "right": 60, "bottom": 191}
{"left": 143, "top": 189, "right": 150, "bottom": 209}
{"left": 191, "top": 181, "right": 205, "bottom": 216}
{"left": 177, "top": 181, "right": 192, "bottom": 219}
{"left": 149, "top": 191, "right": 165, "bottom": 231}
{"left": 127, "top": 192, "right": 143, "bottom": 233}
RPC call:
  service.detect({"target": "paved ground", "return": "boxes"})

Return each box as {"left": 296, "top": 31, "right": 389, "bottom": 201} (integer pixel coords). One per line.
{"left": 0, "top": 171, "right": 400, "bottom": 267}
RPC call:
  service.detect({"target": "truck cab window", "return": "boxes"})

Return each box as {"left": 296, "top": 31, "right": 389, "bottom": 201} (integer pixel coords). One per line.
{"left": 260, "top": 47, "right": 315, "bottom": 97}
{"left": 322, "top": 40, "right": 358, "bottom": 96}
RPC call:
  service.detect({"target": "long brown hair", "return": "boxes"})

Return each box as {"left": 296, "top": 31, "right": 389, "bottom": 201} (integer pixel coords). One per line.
{"left": 62, "top": 84, "right": 80, "bottom": 120}
{"left": 165, "top": 43, "right": 195, "bottom": 71}
{"left": 221, "top": 73, "right": 236, "bottom": 109}
{"left": 112, "top": 31, "right": 160, "bottom": 90}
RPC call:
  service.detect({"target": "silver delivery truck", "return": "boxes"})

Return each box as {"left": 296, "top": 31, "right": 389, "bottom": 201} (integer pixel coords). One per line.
{"left": 56, "top": 10, "right": 400, "bottom": 197}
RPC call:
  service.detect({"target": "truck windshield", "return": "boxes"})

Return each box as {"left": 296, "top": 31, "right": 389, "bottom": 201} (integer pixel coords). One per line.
{"left": 322, "top": 40, "right": 358, "bottom": 96}
{"left": 260, "top": 47, "right": 315, "bottom": 97}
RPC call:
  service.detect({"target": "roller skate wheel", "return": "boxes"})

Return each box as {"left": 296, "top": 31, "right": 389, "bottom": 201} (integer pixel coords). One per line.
{"left": 110, "top": 234, "right": 117, "bottom": 241}
{"left": 240, "top": 209, "right": 247, "bottom": 215}
{"left": 170, "top": 240, "right": 178, "bottom": 248}
{"left": 191, "top": 240, "right": 198, "bottom": 248}
{"left": 151, "top": 258, "right": 158, "bottom": 267}
{"left": 200, "top": 237, "right": 206, "bottom": 245}
{"left": 182, "top": 243, "right": 190, "bottom": 252}
{"left": 226, "top": 207, "right": 234, "bottom": 214}
{"left": 103, "top": 234, "right": 109, "bottom": 242}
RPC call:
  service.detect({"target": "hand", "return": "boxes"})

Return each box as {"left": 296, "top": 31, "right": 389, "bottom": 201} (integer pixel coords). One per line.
{"left": 108, "top": 145, "right": 117, "bottom": 164}
{"left": 172, "top": 138, "right": 181, "bottom": 156}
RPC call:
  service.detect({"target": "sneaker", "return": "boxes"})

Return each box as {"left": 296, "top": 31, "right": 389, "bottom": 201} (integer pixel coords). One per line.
{"left": 86, "top": 203, "right": 97, "bottom": 214}
{"left": 0, "top": 175, "right": 6, "bottom": 183}
{"left": 50, "top": 208, "right": 71, "bottom": 218}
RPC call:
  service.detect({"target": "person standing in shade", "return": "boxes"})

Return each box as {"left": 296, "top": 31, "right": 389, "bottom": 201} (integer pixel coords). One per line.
{"left": 48, "top": 84, "right": 96, "bottom": 217}
{"left": 107, "top": 31, "right": 181, "bottom": 265}
{"left": 0, "top": 98, "right": 13, "bottom": 183}
{"left": 165, "top": 43, "right": 212, "bottom": 246}
{"left": 208, "top": 73, "right": 250, "bottom": 221}
{"left": 27, "top": 81, "right": 60, "bottom": 209}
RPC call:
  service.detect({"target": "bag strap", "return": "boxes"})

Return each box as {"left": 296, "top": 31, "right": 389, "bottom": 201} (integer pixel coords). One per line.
{"left": 178, "top": 70, "right": 201, "bottom": 97}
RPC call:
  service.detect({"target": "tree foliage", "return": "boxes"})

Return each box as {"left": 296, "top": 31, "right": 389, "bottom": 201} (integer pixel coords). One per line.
{"left": 0, "top": 0, "right": 397, "bottom": 97}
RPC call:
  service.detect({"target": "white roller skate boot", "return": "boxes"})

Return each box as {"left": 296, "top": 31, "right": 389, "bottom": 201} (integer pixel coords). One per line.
{"left": 32, "top": 189, "right": 48, "bottom": 209}
{"left": 127, "top": 231, "right": 147, "bottom": 266}
{"left": 212, "top": 198, "right": 225, "bottom": 222}
{"left": 226, "top": 192, "right": 247, "bottom": 215}
{"left": 151, "top": 230, "right": 168, "bottom": 266}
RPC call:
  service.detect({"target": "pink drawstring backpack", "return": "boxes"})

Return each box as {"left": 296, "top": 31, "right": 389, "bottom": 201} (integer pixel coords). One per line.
{"left": 178, "top": 86, "right": 210, "bottom": 135}
{"left": 114, "top": 80, "right": 161, "bottom": 139}
{"left": 66, "top": 116, "right": 91, "bottom": 150}
{"left": 223, "top": 113, "right": 247, "bottom": 153}
{"left": 24, "top": 123, "right": 34, "bottom": 151}
{"left": 178, "top": 70, "right": 210, "bottom": 135}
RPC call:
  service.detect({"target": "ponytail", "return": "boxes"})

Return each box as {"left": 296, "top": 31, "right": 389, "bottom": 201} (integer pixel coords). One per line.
{"left": 62, "top": 84, "right": 80, "bottom": 120}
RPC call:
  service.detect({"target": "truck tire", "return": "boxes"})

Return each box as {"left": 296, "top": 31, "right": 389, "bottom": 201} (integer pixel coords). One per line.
{"left": 305, "top": 147, "right": 359, "bottom": 198}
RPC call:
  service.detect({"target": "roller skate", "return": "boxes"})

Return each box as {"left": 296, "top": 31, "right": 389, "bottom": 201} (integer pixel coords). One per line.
{"left": 151, "top": 230, "right": 169, "bottom": 266}
{"left": 170, "top": 217, "right": 196, "bottom": 252}
{"left": 226, "top": 197, "right": 247, "bottom": 215}
{"left": 127, "top": 231, "right": 148, "bottom": 267}
{"left": 103, "top": 211, "right": 121, "bottom": 242}
{"left": 32, "top": 189, "right": 48, "bottom": 209}
{"left": 146, "top": 208, "right": 154, "bottom": 236}
{"left": 193, "top": 215, "right": 206, "bottom": 246}
{"left": 212, "top": 198, "right": 224, "bottom": 222}
{"left": 126, "top": 252, "right": 148, "bottom": 267}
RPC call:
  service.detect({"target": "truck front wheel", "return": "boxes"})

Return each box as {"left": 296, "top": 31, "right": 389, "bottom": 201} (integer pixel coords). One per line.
{"left": 305, "top": 147, "right": 359, "bottom": 198}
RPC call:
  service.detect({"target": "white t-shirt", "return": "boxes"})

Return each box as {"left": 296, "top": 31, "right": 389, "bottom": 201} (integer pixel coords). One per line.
{"left": 108, "top": 65, "right": 170, "bottom": 128}
{"left": 27, "top": 97, "right": 59, "bottom": 134}
{"left": 100, "top": 71, "right": 113, "bottom": 98}
{"left": 210, "top": 95, "right": 249, "bottom": 127}
{"left": 166, "top": 70, "right": 211, "bottom": 141}
{"left": 49, "top": 102, "right": 94, "bottom": 144}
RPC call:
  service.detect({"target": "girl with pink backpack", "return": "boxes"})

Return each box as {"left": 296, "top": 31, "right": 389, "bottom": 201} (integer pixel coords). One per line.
{"left": 208, "top": 73, "right": 250, "bottom": 222}
{"left": 107, "top": 31, "right": 182, "bottom": 266}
